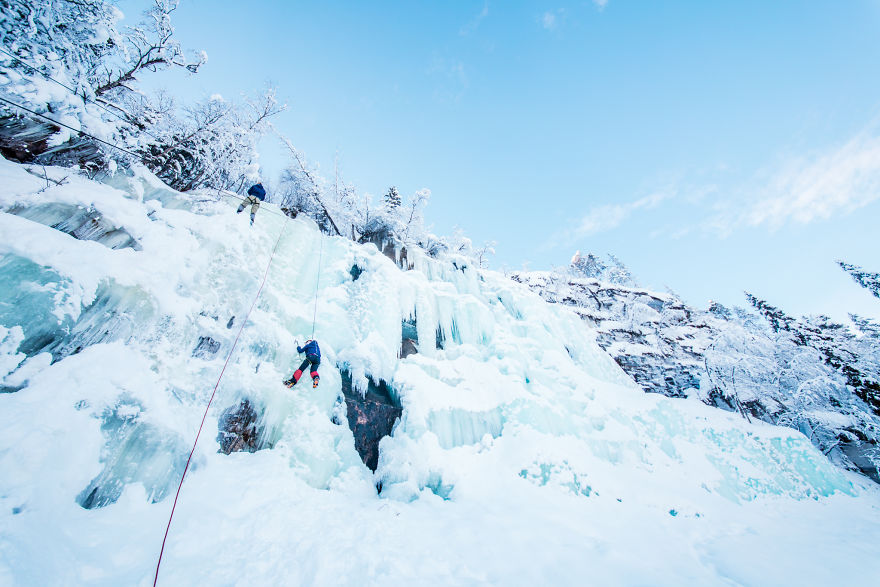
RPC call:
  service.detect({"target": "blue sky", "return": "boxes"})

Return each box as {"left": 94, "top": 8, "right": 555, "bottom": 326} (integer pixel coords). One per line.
{"left": 119, "top": 0, "right": 880, "bottom": 321}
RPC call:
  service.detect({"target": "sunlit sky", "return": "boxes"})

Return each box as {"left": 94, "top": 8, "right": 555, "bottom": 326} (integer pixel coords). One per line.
{"left": 119, "top": 0, "right": 880, "bottom": 321}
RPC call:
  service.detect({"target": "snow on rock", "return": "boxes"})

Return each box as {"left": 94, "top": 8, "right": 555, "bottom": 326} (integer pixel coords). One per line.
{"left": 512, "top": 266, "right": 880, "bottom": 485}
{"left": 1, "top": 160, "right": 879, "bottom": 584}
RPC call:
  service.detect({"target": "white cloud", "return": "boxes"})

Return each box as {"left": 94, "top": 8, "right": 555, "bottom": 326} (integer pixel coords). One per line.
{"left": 541, "top": 12, "right": 557, "bottom": 30}
{"left": 542, "top": 122, "right": 880, "bottom": 253}
{"left": 460, "top": 2, "right": 489, "bottom": 36}
{"left": 537, "top": 189, "right": 672, "bottom": 253}
{"left": 745, "top": 128, "right": 880, "bottom": 228}
{"left": 593, "top": 0, "right": 609, "bottom": 10}
{"left": 574, "top": 191, "right": 670, "bottom": 237}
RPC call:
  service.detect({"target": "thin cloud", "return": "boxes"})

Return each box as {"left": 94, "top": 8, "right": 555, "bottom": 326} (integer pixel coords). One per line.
{"left": 593, "top": 0, "right": 609, "bottom": 10}
{"left": 541, "top": 12, "right": 557, "bottom": 30}
{"left": 542, "top": 122, "right": 880, "bottom": 252}
{"left": 538, "top": 190, "right": 671, "bottom": 252}
{"left": 745, "top": 128, "right": 880, "bottom": 229}
{"left": 576, "top": 191, "right": 669, "bottom": 236}
{"left": 460, "top": 2, "right": 489, "bottom": 36}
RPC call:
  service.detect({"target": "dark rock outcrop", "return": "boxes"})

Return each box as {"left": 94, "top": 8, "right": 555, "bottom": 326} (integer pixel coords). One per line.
{"left": 401, "top": 317, "right": 418, "bottom": 358}
{"left": 400, "top": 338, "right": 418, "bottom": 359}
{"left": 192, "top": 336, "right": 221, "bottom": 358}
{"left": 0, "top": 116, "right": 104, "bottom": 168}
{"left": 339, "top": 369, "right": 401, "bottom": 471}
{"left": 217, "top": 399, "right": 261, "bottom": 454}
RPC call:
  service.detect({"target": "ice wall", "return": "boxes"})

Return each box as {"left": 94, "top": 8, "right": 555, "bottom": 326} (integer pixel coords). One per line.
{"left": 1, "top": 158, "right": 879, "bottom": 585}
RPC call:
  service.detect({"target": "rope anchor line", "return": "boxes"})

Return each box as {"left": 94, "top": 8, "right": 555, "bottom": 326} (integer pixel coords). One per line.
{"left": 153, "top": 218, "right": 288, "bottom": 586}
{"left": 311, "top": 231, "right": 324, "bottom": 338}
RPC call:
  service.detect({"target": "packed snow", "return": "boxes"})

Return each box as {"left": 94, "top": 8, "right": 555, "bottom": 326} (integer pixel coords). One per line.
{"left": 1, "top": 158, "right": 880, "bottom": 585}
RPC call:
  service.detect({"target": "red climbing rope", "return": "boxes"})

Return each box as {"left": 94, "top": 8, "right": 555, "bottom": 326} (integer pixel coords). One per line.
{"left": 153, "top": 218, "right": 288, "bottom": 586}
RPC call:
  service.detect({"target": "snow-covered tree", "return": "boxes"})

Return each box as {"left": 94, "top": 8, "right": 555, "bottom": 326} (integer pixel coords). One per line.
{"left": 745, "top": 292, "right": 803, "bottom": 341}
{"left": 384, "top": 186, "right": 401, "bottom": 210}
{"left": 606, "top": 254, "right": 637, "bottom": 286}
{"left": 94, "top": 0, "right": 205, "bottom": 97}
{"left": 142, "top": 87, "right": 283, "bottom": 191}
{"left": 570, "top": 251, "right": 606, "bottom": 279}
{"left": 0, "top": 0, "right": 121, "bottom": 92}
{"left": 839, "top": 261, "right": 880, "bottom": 299}
{"left": 0, "top": 0, "right": 205, "bottom": 166}
{"left": 513, "top": 258, "right": 880, "bottom": 482}
{"left": 569, "top": 252, "right": 636, "bottom": 286}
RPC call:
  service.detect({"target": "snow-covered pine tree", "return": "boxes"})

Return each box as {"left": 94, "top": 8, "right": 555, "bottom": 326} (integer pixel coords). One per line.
{"left": 384, "top": 186, "right": 401, "bottom": 209}
{"left": 839, "top": 261, "right": 880, "bottom": 299}
{"left": 606, "top": 254, "right": 637, "bottom": 286}
{"left": 745, "top": 292, "right": 804, "bottom": 343}
{"left": 570, "top": 251, "right": 607, "bottom": 279}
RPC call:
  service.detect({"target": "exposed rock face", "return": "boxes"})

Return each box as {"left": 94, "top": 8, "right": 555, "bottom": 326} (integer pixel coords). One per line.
{"left": 400, "top": 317, "right": 418, "bottom": 359}
{"left": 400, "top": 338, "right": 418, "bottom": 359}
{"left": 512, "top": 272, "right": 709, "bottom": 399}
{"left": 0, "top": 116, "right": 104, "bottom": 167}
{"left": 192, "top": 336, "right": 221, "bottom": 359}
{"left": 217, "top": 399, "right": 261, "bottom": 454}
{"left": 339, "top": 369, "right": 401, "bottom": 472}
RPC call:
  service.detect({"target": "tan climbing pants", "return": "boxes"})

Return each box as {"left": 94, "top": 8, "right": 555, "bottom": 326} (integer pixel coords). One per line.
{"left": 238, "top": 195, "right": 261, "bottom": 216}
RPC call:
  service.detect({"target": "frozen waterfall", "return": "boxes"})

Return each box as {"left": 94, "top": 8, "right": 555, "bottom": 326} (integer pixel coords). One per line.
{"left": 1, "top": 158, "right": 879, "bottom": 585}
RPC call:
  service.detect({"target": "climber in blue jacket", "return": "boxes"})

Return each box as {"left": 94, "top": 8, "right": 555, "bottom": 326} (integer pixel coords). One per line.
{"left": 284, "top": 339, "right": 321, "bottom": 388}
{"left": 237, "top": 183, "right": 266, "bottom": 225}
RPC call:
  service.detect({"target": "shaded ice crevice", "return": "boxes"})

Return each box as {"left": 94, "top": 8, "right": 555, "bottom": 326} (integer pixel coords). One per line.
{"left": 4, "top": 201, "right": 142, "bottom": 250}
{"left": 0, "top": 253, "right": 156, "bottom": 369}
{"left": 77, "top": 395, "right": 189, "bottom": 509}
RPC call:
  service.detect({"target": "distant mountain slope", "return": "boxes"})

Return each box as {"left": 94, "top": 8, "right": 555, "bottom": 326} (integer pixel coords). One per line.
{"left": 512, "top": 255, "right": 880, "bottom": 484}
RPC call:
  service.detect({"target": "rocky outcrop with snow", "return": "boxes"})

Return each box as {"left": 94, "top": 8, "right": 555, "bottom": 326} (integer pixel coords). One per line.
{"left": 512, "top": 257, "right": 880, "bottom": 484}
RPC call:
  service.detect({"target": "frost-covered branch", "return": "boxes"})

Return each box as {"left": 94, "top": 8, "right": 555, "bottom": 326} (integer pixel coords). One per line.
{"left": 277, "top": 132, "right": 342, "bottom": 235}
{"left": 94, "top": 0, "right": 205, "bottom": 97}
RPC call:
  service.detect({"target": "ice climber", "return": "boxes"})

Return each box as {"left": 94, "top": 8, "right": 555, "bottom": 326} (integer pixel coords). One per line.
{"left": 237, "top": 183, "right": 266, "bottom": 225}
{"left": 284, "top": 339, "right": 321, "bottom": 388}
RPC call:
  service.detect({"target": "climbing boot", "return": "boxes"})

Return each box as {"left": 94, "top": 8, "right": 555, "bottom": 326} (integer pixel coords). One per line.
{"left": 283, "top": 378, "right": 295, "bottom": 388}
{"left": 312, "top": 375, "right": 320, "bottom": 388}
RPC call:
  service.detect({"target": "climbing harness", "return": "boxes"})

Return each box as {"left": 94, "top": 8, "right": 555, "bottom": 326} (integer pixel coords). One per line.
{"left": 153, "top": 218, "right": 288, "bottom": 586}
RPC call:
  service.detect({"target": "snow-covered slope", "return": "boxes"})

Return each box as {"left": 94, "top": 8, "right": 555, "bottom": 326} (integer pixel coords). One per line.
{"left": 511, "top": 268, "right": 880, "bottom": 484}
{"left": 2, "top": 159, "right": 880, "bottom": 585}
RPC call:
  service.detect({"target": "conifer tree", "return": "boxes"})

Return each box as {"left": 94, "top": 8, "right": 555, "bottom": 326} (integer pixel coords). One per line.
{"left": 570, "top": 252, "right": 607, "bottom": 280}
{"left": 607, "top": 254, "right": 636, "bottom": 286}
{"left": 744, "top": 292, "right": 803, "bottom": 342}
{"left": 838, "top": 261, "right": 880, "bottom": 299}
{"left": 384, "top": 186, "right": 401, "bottom": 209}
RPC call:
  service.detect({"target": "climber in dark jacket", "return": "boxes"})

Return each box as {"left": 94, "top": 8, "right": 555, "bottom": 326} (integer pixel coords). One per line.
{"left": 284, "top": 339, "right": 321, "bottom": 388}
{"left": 237, "top": 183, "right": 266, "bottom": 225}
